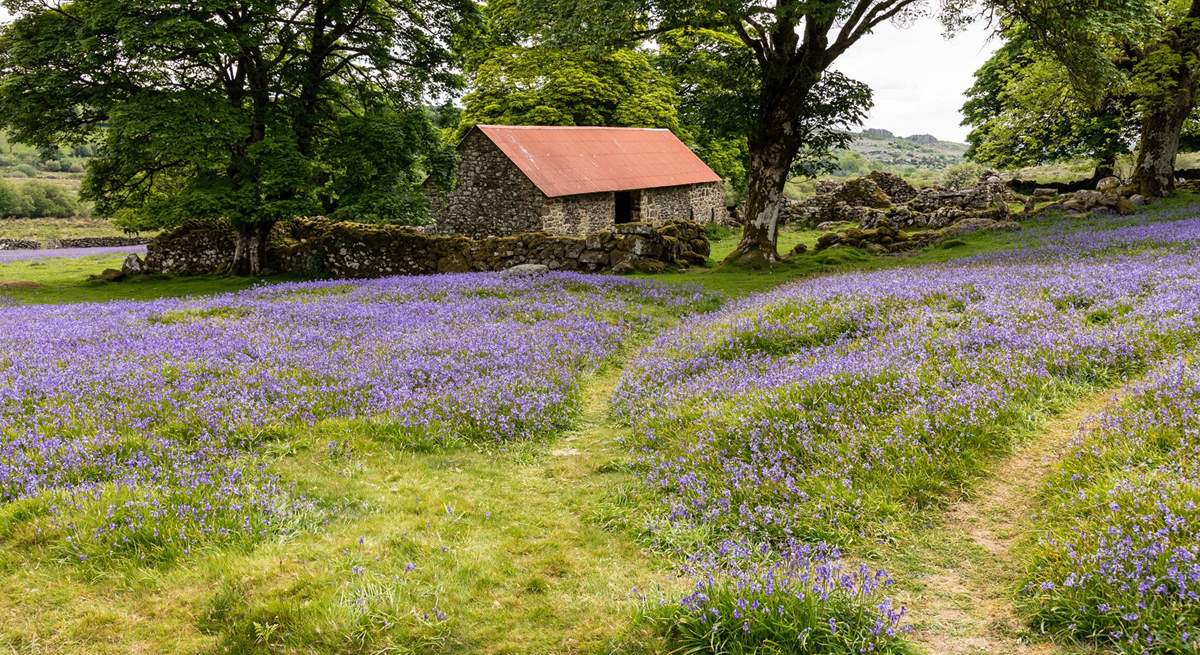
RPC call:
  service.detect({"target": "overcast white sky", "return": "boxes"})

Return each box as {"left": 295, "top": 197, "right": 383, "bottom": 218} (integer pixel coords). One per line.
{"left": 835, "top": 17, "right": 999, "bottom": 142}
{"left": 0, "top": 9, "right": 997, "bottom": 142}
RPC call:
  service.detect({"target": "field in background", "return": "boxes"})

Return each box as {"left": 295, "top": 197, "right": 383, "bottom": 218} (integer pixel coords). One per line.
{"left": 0, "top": 217, "right": 139, "bottom": 241}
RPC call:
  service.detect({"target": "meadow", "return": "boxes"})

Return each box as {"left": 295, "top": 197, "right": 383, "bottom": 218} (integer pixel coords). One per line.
{"left": 0, "top": 205, "right": 1198, "bottom": 654}
{"left": 1022, "top": 359, "right": 1200, "bottom": 653}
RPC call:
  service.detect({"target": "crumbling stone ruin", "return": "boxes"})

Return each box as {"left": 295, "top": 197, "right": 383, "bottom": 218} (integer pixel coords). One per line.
{"left": 1039, "top": 177, "right": 1142, "bottom": 216}
{"left": 783, "top": 171, "right": 1012, "bottom": 232}
{"left": 788, "top": 169, "right": 1154, "bottom": 256}
{"left": 809, "top": 217, "right": 1021, "bottom": 255}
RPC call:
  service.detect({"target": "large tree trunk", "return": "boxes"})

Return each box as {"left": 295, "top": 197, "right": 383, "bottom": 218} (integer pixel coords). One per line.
{"left": 1132, "top": 91, "right": 1193, "bottom": 196}
{"left": 724, "top": 136, "right": 798, "bottom": 267}
{"left": 1132, "top": 2, "right": 1200, "bottom": 197}
{"left": 230, "top": 222, "right": 273, "bottom": 276}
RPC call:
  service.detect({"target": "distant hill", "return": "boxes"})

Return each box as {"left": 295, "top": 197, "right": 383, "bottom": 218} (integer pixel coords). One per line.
{"left": 845, "top": 129, "right": 968, "bottom": 170}
{"left": 785, "top": 128, "right": 971, "bottom": 197}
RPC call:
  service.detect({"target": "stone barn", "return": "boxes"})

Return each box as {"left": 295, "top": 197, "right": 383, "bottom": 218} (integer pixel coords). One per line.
{"left": 433, "top": 125, "right": 727, "bottom": 238}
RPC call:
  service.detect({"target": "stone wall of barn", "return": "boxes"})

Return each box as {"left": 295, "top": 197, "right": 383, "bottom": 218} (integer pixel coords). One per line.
{"left": 433, "top": 130, "right": 547, "bottom": 238}
{"left": 639, "top": 182, "right": 727, "bottom": 225}
{"left": 543, "top": 192, "right": 615, "bottom": 236}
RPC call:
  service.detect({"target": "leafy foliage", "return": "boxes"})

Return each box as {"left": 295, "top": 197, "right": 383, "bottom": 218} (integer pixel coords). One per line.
{"left": 984, "top": 0, "right": 1200, "bottom": 194}
{"left": 458, "top": 47, "right": 681, "bottom": 135}
{"left": 0, "top": 0, "right": 474, "bottom": 270}
{"left": 939, "top": 161, "right": 988, "bottom": 189}
{"left": 961, "top": 33, "right": 1136, "bottom": 172}
{"left": 0, "top": 179, "right": 80, "bottom": 218}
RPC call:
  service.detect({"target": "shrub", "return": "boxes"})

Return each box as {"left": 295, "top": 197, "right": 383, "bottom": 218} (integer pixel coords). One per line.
{"left": 19, "top": 180, "right": 79, "bottom": 217}
{"left": 0, "top": 179, "right": 34, "bottom": 217}
{"left": 939, "top": 162, "right": 987, "bottom": 190}
{"left": 704, "top": 223, "right": 737, "bottom": 242}
{"left": 14, "top": 164, "right": 37, "bottom": 178}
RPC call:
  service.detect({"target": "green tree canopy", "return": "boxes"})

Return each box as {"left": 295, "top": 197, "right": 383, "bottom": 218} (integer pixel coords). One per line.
{"left": 961, "top": 32, "right": 1136, "bottom": 178}
{"left": 0, "top": 0, "right": 474, "bottom": 273}
{"left": 987, "top": 0, "right": 1200, "bottom": 195}
{"left": 457, "top": 46, "right": 681, "bottom": 135}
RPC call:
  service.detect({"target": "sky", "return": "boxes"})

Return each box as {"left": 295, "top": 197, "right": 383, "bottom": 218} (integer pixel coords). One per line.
{"left": 0, "top": 8, "right": 998, "bottom": 142}
{"left": 834, "top": 16, "right": 1000, "bottom": 142}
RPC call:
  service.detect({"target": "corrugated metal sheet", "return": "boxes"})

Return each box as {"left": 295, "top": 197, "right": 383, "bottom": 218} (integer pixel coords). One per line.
{"left": 475, "top": 125, "right": 722, "bottom": 198}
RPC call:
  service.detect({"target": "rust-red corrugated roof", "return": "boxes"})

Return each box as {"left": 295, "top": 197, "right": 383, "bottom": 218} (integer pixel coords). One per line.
{"left": 474, "top": 125, "right": 722, "bottom": 198}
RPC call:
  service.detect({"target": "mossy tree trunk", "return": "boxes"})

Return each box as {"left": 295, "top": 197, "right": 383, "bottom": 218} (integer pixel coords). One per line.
{"left": 230, "top": 222, "right": 273, "bottom": 276}
{"left": 1132, "top": 3, "right": 1200, "bottom": 197}
{"left": 724, "top": 127, "right": 799, "bottom": 267}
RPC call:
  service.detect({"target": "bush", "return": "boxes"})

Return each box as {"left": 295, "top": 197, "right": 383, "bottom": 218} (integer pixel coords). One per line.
{"left": 21, "top": 181, "right": 79, "bottom": 217}
{"left": 939, "top": 162, "right": 987, "bottom": 190}
{"left": 0, "top": 179, "right": 80, "bottom": 217}
{"left": 14, "top": 164, "right": 37, "bottom": 178}
{"left": 0, "top": 179, "right": 33, "bottom": 217}
{"left": 704, "top": 223, "right": 737, "bottom": 242}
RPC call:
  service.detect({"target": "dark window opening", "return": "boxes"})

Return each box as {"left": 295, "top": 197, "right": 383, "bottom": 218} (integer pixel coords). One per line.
{"left": 615, "top": 191, "right": 635, "bottom": 224}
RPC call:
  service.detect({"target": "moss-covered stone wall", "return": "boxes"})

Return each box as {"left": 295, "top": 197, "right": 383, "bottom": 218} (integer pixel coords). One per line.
{"left": 142, "top": 218, "right": 711, "bottom": 278}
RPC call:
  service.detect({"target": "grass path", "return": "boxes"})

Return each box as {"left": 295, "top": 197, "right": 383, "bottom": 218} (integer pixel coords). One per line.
{"left": 0, "top": 357, "right": 682, "bottom": 655}
{"left": 895, "top": 386, "right": 1126, "bottom": 655}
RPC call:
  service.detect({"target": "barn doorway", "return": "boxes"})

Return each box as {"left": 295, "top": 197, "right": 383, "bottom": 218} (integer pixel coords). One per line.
{"left": 615, "top": 191, "right": 636, "bottom": 224}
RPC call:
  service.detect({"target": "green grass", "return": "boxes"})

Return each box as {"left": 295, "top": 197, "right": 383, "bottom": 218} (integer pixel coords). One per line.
{"left": 0, "top": 359, "right": 688, "bottom": 655}
{"left": 0, "top": 255, "right": 281, "bottom": 304}
{"left": 0, "top": 217, "right": 144, "bottom": 241}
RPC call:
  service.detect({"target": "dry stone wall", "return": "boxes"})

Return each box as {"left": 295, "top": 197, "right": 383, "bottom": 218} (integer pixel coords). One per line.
{"left": 142, "top": 223, "right": 235, "bottom": 275}
{"left": 56, "top": 237, "right": 151, "bottom": 248}
{"left": 141, "top": 218, "right": 711, "bottom": 278}
{"left": 0, "top": 236, "right": 152, "bottom": 250}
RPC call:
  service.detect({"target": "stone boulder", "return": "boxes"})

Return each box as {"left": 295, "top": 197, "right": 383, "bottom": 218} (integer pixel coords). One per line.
{"left": 501, "top": 263, "right": 549, "bottom": 276}
{"left": 816, "top": 225, "right": 914, "bottom": 253}
{"left": 834, "top": 177, "right": 892, "bottom": 209}
{"left": 935, "top": 217, "right": 1021, "bottom": 238}
{"left": 92, "top": 268, "right": 126, "bottom": 282}
{"left": 1095, "top": 176, "right": 1122, "bottom": 193}
{"left": 866, "top": 171, "right": 918, "bottom": 203}
{"left": 121, "top": 253, "right": 145, "bottom": 275}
